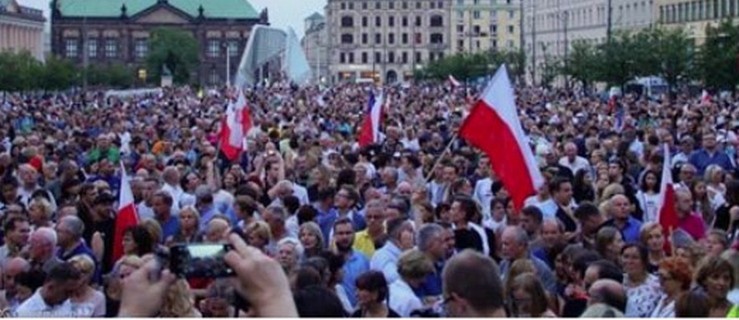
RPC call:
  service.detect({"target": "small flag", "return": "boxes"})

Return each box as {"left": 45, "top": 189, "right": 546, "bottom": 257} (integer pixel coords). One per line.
{"left": 112, "top": 163, "right": 139, "bottom": 262}
{"left": 448, "top": 75, "right": 461, "bottom": 88}
{"left": 219, "top": 89, "right": 252, "bottom": 161}
{"left": 358, "top": 91, "right": 384, "bottom": 148}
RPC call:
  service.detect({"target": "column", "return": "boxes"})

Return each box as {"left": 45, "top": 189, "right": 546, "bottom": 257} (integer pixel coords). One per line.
{"left": 0, "top": 24, "right": 6, "bottom": 51}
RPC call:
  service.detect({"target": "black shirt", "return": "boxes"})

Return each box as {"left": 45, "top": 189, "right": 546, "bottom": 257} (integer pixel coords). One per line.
{"left": 351, "top": 308, "right": 401, "bottom": 318}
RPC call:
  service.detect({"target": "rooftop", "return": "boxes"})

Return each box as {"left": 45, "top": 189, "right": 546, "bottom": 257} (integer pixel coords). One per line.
{"left": 56, "top": 0, "right": 259, "bottom": 19}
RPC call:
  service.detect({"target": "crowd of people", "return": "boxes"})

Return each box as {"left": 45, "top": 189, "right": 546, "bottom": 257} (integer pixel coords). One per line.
{"left": 0, "top": 80, "right": 737, "bottom": 318}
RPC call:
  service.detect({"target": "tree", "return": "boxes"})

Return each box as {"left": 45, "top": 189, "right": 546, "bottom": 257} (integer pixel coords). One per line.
{"left": 146, "top": 27, "right": 199, "bottom": 84}
{"left": 562, "top": 40, "right": 601, "bottom": 91}
{"left": 540, "top": 53, "right": 562, "bottom": 88}
{"left": 698, "top": 19, "right": 739, "bottom": 91}
{"left": 39, "top": 55, "right": 78, "bottom": 91}
{"left": 597, "top": 31, "right": 642, "bottom": 89}
{"left": 647, "top": 27, "right": 693, "bottom": 97}
{"left": 0, "top": 51, "right": 42, "bottom": 92}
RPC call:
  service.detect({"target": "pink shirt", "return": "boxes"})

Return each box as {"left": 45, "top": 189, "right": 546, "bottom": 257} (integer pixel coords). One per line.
{"left": 679, "top": 212, "right": 706, "bottom": 241}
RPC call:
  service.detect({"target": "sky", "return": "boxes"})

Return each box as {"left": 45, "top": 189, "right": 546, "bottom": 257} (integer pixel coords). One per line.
{"left": 17, "top": 0, "right": 327, "bottom": 38}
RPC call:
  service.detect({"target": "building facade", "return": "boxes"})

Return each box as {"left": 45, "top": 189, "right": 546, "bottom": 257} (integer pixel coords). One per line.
{"left": 523, "top": 0, "right": 654, "bottom": 85}
{"left": 450, "top": 0, "right": 521, "bottom": 55}
{"left": 302, "top": 12, "right": 330, "bottom": 83}
{"left": 656, "top": 0, "right": 739, "bottom": 44}
{"left": 0, "top": 0, "right": 45, "bottom": 60}
{"left": 326, "top": 0, "right": 452, "bottom": 84}
{"left": 51, "top": 0, "right": 268, "bottom": 86}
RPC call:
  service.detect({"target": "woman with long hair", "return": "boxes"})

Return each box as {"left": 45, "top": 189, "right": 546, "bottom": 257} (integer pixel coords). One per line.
{"left": 572, "top": 169, "right": 596, "bottom": 203}
{"left": 299, "top": 222, "right": 325, "bottom": 259}
{"left": 245, "top": 221, "right": 272, "bottom": 254}
{"left": 508, "top": 273, "right": 557, "bottom": 317}
{"left": 639, "top": 222, "right": 665, "bottom": 273}
{"left": 691, "top": 180, "right": 714, "bottom": 228}
{"left": 621, "top": 244, "right": 661, "bottom": 317}
{"left": 120, "top": 225, "right": 154, "bottom": 260}
{"left": 171, "top": 206, "right": 202, "bottom": 244}
{"left": 352, "top": 270, "right": 400, "bottom": 317}
{"left": 595, "top": 226, "right": 624, "bottom": 265}
{"left": 636, "top": 170, "right": 660, "bottom": 223}
{"left": 160, "top": 279, "right": 202, "bottom": 317}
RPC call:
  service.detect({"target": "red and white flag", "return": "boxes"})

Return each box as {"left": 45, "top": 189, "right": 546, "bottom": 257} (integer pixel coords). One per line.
{"left": 657, "top": 143, "right": 679, "bottom": 249}
{"left": 112, "top": 163, "right": 139, "bottom": 262}
{"left": 219, "top": 89, "right": 252, "bottom": 161}
{"left": 448, "top": 75, "right": 461, "bottom": 88}
{"left": 459, "top": 65, "right": 544, "bottom": 211}
{"left": 358, "top": 91, "right": 384, "bottom": 148}
{"left": 701, "top": 90, "right": 712, "bottom": 105}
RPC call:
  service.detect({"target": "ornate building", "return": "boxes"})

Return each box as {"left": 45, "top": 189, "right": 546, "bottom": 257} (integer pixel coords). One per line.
{"left": 51, "top": 0, "right": 268, "bottom": 85}
{"left": 326, "top": 0, "right": 453, "bottom": 84}
{"left": 0, "top": 0, "right": 45, "bottom": 60}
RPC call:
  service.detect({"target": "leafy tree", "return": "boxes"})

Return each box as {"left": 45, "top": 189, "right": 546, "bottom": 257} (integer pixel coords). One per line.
{"left": 540, "top": 53, "right": 562, "bottom": 88}
{"left": 698, "top": 19, "right": 739, "bottom": 91}
{"left": 647, "top": 27, "right": 693, "bottom": 97}
{"left": 0, "top": 51, "right": 42, "bottom": 91}
{"left": 107, "top": 63, "right": 134, "bottom": 88}
{"left": 562, "top": 40, "right": 601, "bottom": 91}
{"left": 597, "top": 31, "right": 642, "bottom": 89}
{"left": 39, "top": 55, "right": 78, "bottom": 90}
{"left": 146, "top": 27, "right": 199, "bottom": 84}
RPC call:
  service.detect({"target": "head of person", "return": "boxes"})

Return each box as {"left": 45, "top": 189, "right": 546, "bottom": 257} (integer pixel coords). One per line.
{"left": 178, "top": 206, "right": 200, "bottom": 232}
{"left": 263, "top": 205, "right": 287, "bottom": 235}
{"left": 620, "top": 243, "right": 649, "bottom": 278}
{"left": 417, "top": 223, "right": 448, "bottom": 262}
{"left": 540, "top": 219, "right": 564, "bottom": 249}
{"left": 355, "top": 270, "right": 389, "bottom": 309}
{"left": 675, "top": 287, "right": 711, "bottom": 317}
{"left": 450, "top": 196, "right": 480, "bottom": 225}
{"left": 161, "top": 279, "right": 198, "bottom": 317}
{"left": 442, "top": 249, "right": 505, "bottom": 317}
{"left": 702, "top": 131, "right": 717, "bottom": 151}
{"left": 298, "top": 222, "right": 324, "bottom": 253}
{"left": 332, "top": 217, "right": 355, "bottom": 254}
{"left": 519, "top": 206, "right": 543, "bottom": 237}
{"left": 549, "top": 177, "right": 573, "bottom": 206}
{"left": 294, "top": 285, "right": 347, "bottom": 317}
{"left": 28, "top": 227, "right": 57, "bottom": 262}
{"left": 508, "top": 273, "right": 550, "bottom": 317}
{"left": 657, "top": 257, "right": 693, "bottom": 297}
{"left": 705, "top": 229, "right": 729, "bottom": 257}
{"left": 122, "top": 225, "right": 154, "bottom": 256}
{"left": 13, "top": 269, "right": 45, "bottom": 304}
{"left": 242, "top": 220, "right": 268, "bottom": 249}
{"left": 202, "top": 279, "right": 235, "bottom": 317}
{"left": 397, "top": 249, "right": 434, "bottom": 288}
{"left": 41, "top": 263, "right": 81, "bottom": 306}
{"left": 609, "top": 194, "right": 631, "bottom": 220}
{"left": 574, "top": 202, "right": 604, "bottom": 235}
{"left": 151, "top": 191, "right": 174, "bottom": 220}
{"left": 67, "top": 254, "right": 96, "bottom": 290}
{"left": 4, "top": 257, "right": 30, "bottom": 295}
{"left": 55, "top": 216, "right": 84, "bottom": 249}
{"left": 501, "top": 226, "right": 529, "bottom": 261}
{"left": 4, "top": 216, "right": 30, "bottom": 248}
{"left": 639, "top": 222, "right": 665, "bottom": 254}
{"left": 695, "top": 256, "right": 735, "bottom": 301}
{"left": 583, "top": 259, "right": 623, "bottom": 291}
{"left": 595, "top": 226, "right": 624, "bottom": 261}
{"left": 386, "top": 217, "right": 413, "bottom": 248}
{"left": 675, "top": 189, "right": 693, "bottom": 217}
{"left": 587, "top": 279, "right": 627, "bottom": 313}
{"left": 276, "top": 237, "right": 303, "bottom": 272}
{"left": 363, "top": 199, "right": 387, "bottom": 233}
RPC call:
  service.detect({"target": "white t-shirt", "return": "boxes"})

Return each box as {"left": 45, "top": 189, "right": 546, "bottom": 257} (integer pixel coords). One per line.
{"left": 14, "top": 290, "right": 75, "bottom": 317}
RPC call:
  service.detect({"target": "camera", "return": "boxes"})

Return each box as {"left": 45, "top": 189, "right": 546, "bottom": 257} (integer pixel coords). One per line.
{"left": 169, "top": 244, "right": 234, "bottom": 278}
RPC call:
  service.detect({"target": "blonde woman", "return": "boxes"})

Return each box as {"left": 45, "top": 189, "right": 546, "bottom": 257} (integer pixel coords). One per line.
{"left": 298, "top": 222, "right": 325, "bottom": 259}
{"left": 104, "top": 255, "right": 145, "bottom": 316}
{"left": 68, "top": 255, "right": 106, "bottom": 317}
{"left": 245, "top": 221, "right": 271, "bottom": 253}
{"left": 28, "top": 198, "right": 54, "bottom": 228}
{"left": 160, "top": 279, "right": 202, "bottom": 317}
{"left": 705, "top": 165, "right": 727, "bottom": 209}
{"left": 172, "top": 206, "right": 202, "bottom": 244}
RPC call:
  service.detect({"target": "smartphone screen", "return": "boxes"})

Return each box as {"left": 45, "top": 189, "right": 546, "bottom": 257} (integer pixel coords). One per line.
{"left": 170, "top": 244, "right": 234, "bottom": 278}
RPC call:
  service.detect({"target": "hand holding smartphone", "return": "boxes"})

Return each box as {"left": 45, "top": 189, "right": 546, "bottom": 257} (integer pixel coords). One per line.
{"left": 169, "top": 244, "right": 235, "bottom": 278}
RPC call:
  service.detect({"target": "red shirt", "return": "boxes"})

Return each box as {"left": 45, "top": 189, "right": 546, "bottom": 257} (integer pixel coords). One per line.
{"left": 679, "top": 212, "right": 706, "bottom": 241}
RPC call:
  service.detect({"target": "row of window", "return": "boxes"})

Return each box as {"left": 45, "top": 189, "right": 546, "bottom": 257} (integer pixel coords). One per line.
{"left": 64, "top": 38, "right": 242, "bottom": 59}
{"left": 660, "top": 0, "right": 739, "bottom": 24}
{"left": 341, "top": 15, "right": 444, "bottom": 28}
{"left": 337, "top": 50, "right": 444, "bottom": 64}
{"left": 455, "top": 9, "right": 515, "bottom": 19}
{"left": 455, "top": 24, "right": 515, "bottom": 34}
{"left": 339, "top": 1, "right": 445, "bottom": 11}
{"left": 456, "top": 0, "right": 515, "bottom": 5}
{"left": 454, "top": 38, "right": 515, "bottom": 51}
{"left": 340, "top": 32, "right": 444, "bottom": 45}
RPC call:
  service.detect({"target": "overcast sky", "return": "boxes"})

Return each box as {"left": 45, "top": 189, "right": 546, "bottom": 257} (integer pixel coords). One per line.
{"left": 17, "top": 0, "right": 327, "bottom": 38}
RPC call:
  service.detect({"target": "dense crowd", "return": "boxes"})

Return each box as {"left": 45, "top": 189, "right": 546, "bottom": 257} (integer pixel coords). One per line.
{"left": 0, "top": 81, "right": 737, "bottom": 318}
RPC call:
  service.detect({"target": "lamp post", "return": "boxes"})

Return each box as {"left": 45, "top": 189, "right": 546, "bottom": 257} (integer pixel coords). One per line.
{"left": 224, "top": 41, "right": 231, "bottom": 88}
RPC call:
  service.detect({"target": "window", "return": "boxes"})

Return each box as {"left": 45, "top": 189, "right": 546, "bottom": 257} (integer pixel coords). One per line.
{"left": 348, "top": 2, "right": 353, "bottom": 10}
{"left": 490, "top": 24, "right": 497, "bottom": 33}
{"left": 209, "top": 68, "right": 219, "bottom": 85}
{"left": 402, "top": 16, "right": 408, "bottom": 27}
{"left": 429, "top": 52, "right": 435, "bottom": 62}
{"left": 457, "top": 0, "right": 464, "bottom": 5}
{"left": 430, "top": 33, "right": 443, "bottom": 43}
{"left": 415, "top": 51, "right": 422, "bottom": 63}
{"left": 402, "top": 51, "right": 408, "bottom": 63}
{"left": 375, "top": 51, "right": 381, "bottom": 63}
{"left": 340, "top": 52, "right": 346, "bottom": 63}
{"left": 341, "top": 34, "right": 354, "bottom": 44}
{"left": 207, "top": 39, "right": 219, "bottom": 58}
{"left": 228, "top": 40, "right": 239, "bottom": 56}
{"left": 509, "top": 10, "right": 514, "bottom": 18}
{"left": 438, "top": 52, "right": 444, "bottom": 60}
{"left": 340, "top": 2, "right": 346, "bottom": 10}
{"left": 430, "top": 15, "right": 443, "bottom": 27}
{"left": 88, "top": 38, "right": 97, "bottom": 58}
{"left": 362, "top": 52, "right": 368, "bottom": 63}
{"left": 389, "top": 33, "right": 395, "bottom": 44}
{"left": 415, "top": 33, "right": 422, "bottom": 44}
{"left": 438, "top": 1, "right": 443, "bottom": 8}
{"left": 389, "top": 1, "right": 394, "bottom": 9}
{"left": 473, "top": 25, "right": 481, "bottom": 34}
{"left": 508, "top": 25, "right": 514, "bottom": 33}
{"left": 473, "top": 0, "right": 479, "bottom": 4}
{"left": 389, "top": 16, "right": 395, "bottom": 27}
{"left": 415, "top": 16, "right": 422, "bottom": 26}
{"left": 375, "top": 16, "right": 381, "bottom": 27}
{"left": 457, "top": 25, "right": 464, "bottom": 32}
{"left": 402, "top": 33, "right": 408, "bottom": 44}
{"left": 362, "top": 33, "right": 368, "bottom": 44}
{"left": 473, "top": 11, "right": 481, "bottom": 19}
{"left": 65, "top": 39, "right": 78, "bottom": 58}
{"left": 134, "top": 39, "right": 148, "bottom": 59}
{"left": 362, "top": 1, "right": 367, "bottom": 9}
{"left": 105, "top": 39, "right": 117, "bottom": 58}
{"left": 416, "top": 1, "right": 422, "bottom": 9}
{"left": 341, "top": 16, "right": 354, "bottom": 27}
{"left": 430, "top": 1, "right": 436, "bottom": 9}
{"left": 348, "top": 52, "right": 354, "bottom": 63}
{"left": 457, "top": 11, "right": 464, "bottom": 19}
{"left": 375, "top": 2, "right": 381, "bottom": 9}
{"left": 362, "top": 17, "right": 368, "bottom": 27}
{"left": 402, "top": 1, "right": 408, "bottom": 9}
{"left": 388, "top": 52, "right": 395, "bottom": 63}
{"left": 375, "top": 33, "right": 382, "bottom": 44}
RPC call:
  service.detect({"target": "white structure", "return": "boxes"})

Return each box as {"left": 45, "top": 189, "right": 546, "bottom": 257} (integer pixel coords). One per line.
{"left": 0, "top": 0, "right": 45, "bottom": 61}
{"left": 301, "top": 12, "right": 329, "bottom": 83}
{"left": 523, "top": 0, "right": 654, "bottom": 85}
{"left": 235, "top": 25, "right": 312, "bottom": 87}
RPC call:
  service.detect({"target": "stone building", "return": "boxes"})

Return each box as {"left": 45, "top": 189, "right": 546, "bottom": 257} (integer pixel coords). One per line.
{"left": 0, "top": 0, "right": 45, "bottom": 61}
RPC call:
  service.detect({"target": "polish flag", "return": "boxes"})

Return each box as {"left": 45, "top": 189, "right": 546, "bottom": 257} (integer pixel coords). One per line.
{"left": 448, "top": 75, "right": 461, "bottom": 88}
{"left": 358, "top": 91, "right": 383, "bottom": 148}
{"left": 112, "top": 163, "right": 139, "bottom": 262}
{"left": 219, "top": 89, "right": 252, "bottom": 161}
{"left": 459, "top": 65, "right": 544, "bottom": 211}
{"left": 657, "top": 143, "right": 679, "bottom": 251}
{"left": 701, "top": 90, "right": 712, "bottom": 105}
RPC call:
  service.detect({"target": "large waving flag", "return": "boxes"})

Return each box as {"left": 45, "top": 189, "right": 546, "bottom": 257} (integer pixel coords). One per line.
{"left": 112, "top": 163, "right": 139, "bottom": 262}
{"left": 657, "top": 143, "right": 679, "bottom": 251}
{"left": 219, "top": 89, "right": 252, "bottom": 161}
{"left": 459, "top": 65, "right": 544, "bottom": 211}
{"left": 358, "top": 91, "right": 384, "bottom": 148}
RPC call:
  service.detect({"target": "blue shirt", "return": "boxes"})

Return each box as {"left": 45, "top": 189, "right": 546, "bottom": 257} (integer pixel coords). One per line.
{"left": 340, "top": 250, "right": 370, "bottom": 307}
{"left": 604, "top": 217, "right": 642, "bottom": 244}
{"left": 413, "top": 260, "right": 444, "bottom": 299}
{"left": 58, "top": 241, "right": 100, "bottom": 284}
{"left": 198, "top": 205, "right": 238, "bottom": 231}
{"left": 318, "top": 208, "right": 366, "bottom": 244}
{"left": 158, "top": 215, "right": 180, "bottom": 242}
{"left": 689, "top": 149, "right": 734, "bottom": 175}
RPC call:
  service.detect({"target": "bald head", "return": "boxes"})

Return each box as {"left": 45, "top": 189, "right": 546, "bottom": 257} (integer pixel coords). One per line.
{"left": 442, "top": 249, "right": 505, "bottom": 317}
{"left": 587, "top": 279, "right": 627, "bottom": 313}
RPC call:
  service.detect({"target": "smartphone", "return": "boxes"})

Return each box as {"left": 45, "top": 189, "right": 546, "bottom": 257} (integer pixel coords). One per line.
{"left": 169, "top": 244, "right": 234, "bottom": 278}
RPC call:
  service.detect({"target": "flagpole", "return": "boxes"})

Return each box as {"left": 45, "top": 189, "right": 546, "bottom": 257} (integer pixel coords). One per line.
{"left": 424, "top": 133, "right": 458, "bottom": 182}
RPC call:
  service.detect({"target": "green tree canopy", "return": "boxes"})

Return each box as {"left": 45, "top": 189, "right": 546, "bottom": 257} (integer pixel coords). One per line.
{"left": 698, "top": 19, "right": 739, "bottom": 91}
{"left": 146, "top": 27, "right": 200, "bottom": 84}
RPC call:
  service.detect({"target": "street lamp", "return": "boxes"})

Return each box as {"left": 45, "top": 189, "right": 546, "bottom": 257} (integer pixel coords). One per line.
{"left": 224, "top": 41, "right": 231, "bottom": 88}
